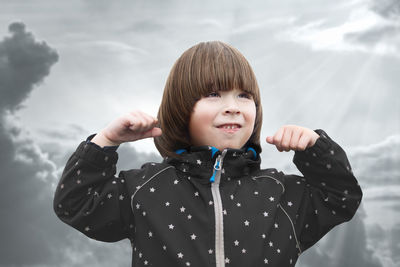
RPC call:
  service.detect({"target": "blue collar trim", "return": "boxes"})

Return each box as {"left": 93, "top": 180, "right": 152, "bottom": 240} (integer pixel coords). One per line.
{"left": 175, "top": 149, "right": 187, "bottom": 155}
{"left": 246, "top": 147, "right": 257, "bottom": 159}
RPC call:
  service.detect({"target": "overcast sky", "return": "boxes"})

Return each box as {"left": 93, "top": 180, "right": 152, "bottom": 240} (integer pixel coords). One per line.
{"left": 0, "top": 0, "right": 399, "bottom": 266}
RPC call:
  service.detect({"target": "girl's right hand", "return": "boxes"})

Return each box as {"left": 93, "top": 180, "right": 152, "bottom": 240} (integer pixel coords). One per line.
{"left": 96, "top": 110, "right": 162, "bottom": 146}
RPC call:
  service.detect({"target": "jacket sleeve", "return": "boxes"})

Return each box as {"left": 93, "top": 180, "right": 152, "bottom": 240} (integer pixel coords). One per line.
{"left": 53, "top": 137, "right": 137, "bottom": 242}
{"left": 280, "top": 129, "right": 363, "bottom": 253}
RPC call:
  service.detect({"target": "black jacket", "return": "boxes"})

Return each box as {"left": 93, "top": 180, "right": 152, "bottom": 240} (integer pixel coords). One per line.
{"left": 53, "top": 129, "right": 363, "bottom": 267}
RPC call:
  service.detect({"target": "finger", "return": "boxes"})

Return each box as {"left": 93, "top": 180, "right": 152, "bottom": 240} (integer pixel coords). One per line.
{"left": 273, "top": 127, "right": 285, "bottom": 151}
{"left": 137, "top": 111, "right": 159, "bottom": 131}
{"left": 297, "top": 132, "right": 309, "bottom": 151}
{"left": 290, "top": 129, "right": 301, "bottom": 151}
{"left": 281, "top": 127, "right": 292, "bottom": 152}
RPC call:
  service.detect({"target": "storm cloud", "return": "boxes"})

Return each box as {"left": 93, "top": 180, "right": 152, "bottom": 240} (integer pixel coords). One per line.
{"left": 0, "top": 22, "right": 59, "bottom": 113}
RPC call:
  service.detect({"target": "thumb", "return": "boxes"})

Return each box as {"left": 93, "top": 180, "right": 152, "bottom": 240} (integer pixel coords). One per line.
{"left": 266, "top": 136, "right": 274, "bottom": 144}
{"left": 140, "top": 127, "right": 162, "bottom": 139}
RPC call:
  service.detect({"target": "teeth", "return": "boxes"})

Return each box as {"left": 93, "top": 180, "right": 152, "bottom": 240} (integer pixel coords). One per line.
{"left": 222, "top": 125, "right": 238, "bottom": 129}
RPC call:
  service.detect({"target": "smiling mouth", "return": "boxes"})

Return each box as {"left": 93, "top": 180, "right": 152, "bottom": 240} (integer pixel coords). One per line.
{"left": 217, "top": 124, "right": 241, "bottom": 129}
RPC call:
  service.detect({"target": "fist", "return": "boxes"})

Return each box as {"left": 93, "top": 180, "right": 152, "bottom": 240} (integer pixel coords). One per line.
{"left": 100, "top": 110, "right": 162, "bottom": 145}
{"left": 266, "top": 125, "right": 320, "bottom": 152}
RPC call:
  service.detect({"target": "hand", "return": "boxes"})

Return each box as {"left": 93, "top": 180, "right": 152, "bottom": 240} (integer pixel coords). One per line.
{"left": 266, "top": 125, "right": 320, "bottom": 152}
{"left": 98, "top": 110, "right": 162, "bottom": 145}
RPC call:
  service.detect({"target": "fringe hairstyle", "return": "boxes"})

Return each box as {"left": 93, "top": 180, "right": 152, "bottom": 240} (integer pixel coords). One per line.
{"left": 154, "top": 41, "right": 262, "bottom": 158}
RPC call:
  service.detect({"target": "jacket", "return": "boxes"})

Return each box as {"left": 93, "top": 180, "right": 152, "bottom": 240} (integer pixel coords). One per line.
{"left": 53, "top": 129, "right": 363, "bottom": 267}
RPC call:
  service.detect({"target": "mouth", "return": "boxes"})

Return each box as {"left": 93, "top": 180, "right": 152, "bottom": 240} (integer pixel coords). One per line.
{"left": 216, "top": 124, "right": 242, "bottom": 129}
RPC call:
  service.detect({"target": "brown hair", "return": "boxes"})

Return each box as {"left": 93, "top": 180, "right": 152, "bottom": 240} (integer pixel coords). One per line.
{"left": 154, "top": 41, "right": 263, "bottom": 158}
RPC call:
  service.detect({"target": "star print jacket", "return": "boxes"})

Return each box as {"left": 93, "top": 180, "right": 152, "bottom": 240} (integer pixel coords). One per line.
{"left": 53, "top": 129, "right": 363, "bottom": 267}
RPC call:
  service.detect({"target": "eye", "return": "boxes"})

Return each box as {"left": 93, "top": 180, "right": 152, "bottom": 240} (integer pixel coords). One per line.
{"left": 206, "top": 92, "right": 220, "bottom": 98}
{"left": 238, "top": 92, "right": 253, "bottom": 99}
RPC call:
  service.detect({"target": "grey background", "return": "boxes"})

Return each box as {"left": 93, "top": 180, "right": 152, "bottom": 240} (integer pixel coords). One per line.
{"left": 0, "top": 0, "right": 399, "bottom": 266}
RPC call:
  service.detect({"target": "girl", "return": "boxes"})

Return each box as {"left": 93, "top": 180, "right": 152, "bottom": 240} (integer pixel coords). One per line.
{"left": 54, "top": 41, "right": 363, "bottom": 267}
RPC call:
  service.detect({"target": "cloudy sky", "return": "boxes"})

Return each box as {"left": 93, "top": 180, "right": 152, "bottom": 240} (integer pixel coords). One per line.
{"left": 0, "top": 0, "right": 399, "bottom": 266}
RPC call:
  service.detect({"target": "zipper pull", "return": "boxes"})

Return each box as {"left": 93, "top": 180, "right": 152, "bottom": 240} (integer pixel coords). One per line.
{"left": 209, "top": 155, "right": 222, "bottom": 183}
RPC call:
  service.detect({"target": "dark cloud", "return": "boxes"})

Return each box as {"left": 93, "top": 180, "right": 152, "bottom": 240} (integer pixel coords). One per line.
{"left": 0, "top": 22, "right": 59, "bottom": 113}
{"left": 0, "top": 22, "right": 162, "bottom": 266}
{"left": 371, "top": 0, "right": 400, "bottom": 19}
{"left": 349, "top": 135, "right": 400, "bottom": 186}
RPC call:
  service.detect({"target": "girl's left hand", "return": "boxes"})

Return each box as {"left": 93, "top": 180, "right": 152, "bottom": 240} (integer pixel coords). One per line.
{"left": 266, "top": 125, "right": 320, "bottom": 152}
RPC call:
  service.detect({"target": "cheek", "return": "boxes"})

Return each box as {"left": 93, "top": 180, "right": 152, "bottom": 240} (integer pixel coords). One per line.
{"left": 245, "top": 103, "right": 257, "bottom": 126}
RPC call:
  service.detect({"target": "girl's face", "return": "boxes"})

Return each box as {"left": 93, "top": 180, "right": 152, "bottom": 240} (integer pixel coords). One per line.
{"left": 188, "top": 88, "right": 256, "bottom": 151}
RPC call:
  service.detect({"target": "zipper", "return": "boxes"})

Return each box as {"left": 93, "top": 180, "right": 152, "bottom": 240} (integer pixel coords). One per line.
{"left": 210, "top": 149, "right": 227, "bottom": 267}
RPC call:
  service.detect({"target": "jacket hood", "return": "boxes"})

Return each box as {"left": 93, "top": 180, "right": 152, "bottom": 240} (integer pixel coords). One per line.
{"left": 163, "top": 145, "right": 261, "bottom": 183}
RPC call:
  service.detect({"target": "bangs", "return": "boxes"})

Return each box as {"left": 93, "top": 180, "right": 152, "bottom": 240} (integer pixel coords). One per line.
{"left": 186, "top": 42, "right": 260, "bottom": 102}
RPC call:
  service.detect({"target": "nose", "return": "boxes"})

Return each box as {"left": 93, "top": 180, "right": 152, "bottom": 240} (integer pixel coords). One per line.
{"left": 223, "top": 97, "right": 240, "bottom": 115}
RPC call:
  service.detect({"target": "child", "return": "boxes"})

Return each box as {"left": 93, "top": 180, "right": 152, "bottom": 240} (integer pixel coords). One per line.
{"left": 53, "top": 41, "right": 363, "bottom": 267}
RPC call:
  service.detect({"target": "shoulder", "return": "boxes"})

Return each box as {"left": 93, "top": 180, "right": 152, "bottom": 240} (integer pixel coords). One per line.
{"left": 121, "top": 161, "right": 175, "bottom": 179}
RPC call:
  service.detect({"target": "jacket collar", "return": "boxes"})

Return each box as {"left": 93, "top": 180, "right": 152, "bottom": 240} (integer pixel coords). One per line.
{"left": 163, "top": 146, "right": 261, "bottom": 183}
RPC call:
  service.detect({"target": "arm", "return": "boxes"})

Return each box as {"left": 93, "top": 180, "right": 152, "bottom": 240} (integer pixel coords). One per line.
{"left": 53, "top": 110, "right": 162, "bottom": 242}
{"left": 291, "top": 129, "right": 362, "bottom": 251}
{"left": 53, "top": 136, "right": 134, "bottom": 242}
{"left": 267, "top": 126, "right": 363, "bottom": 252}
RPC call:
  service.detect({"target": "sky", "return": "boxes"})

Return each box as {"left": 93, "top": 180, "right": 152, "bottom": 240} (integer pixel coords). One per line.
{"left": 0, "top": 0, "right": 399, "bottom": 266}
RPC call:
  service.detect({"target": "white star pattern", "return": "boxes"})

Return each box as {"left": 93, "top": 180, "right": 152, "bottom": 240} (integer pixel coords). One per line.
{"left": 56, "top": 129, "right": 361, "bottom": 267}
{"left": 261, "top": 234, "right": 266, "bottom": 239}
{"left": 326, "top": 163, "right": 332, "bottom": 169}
